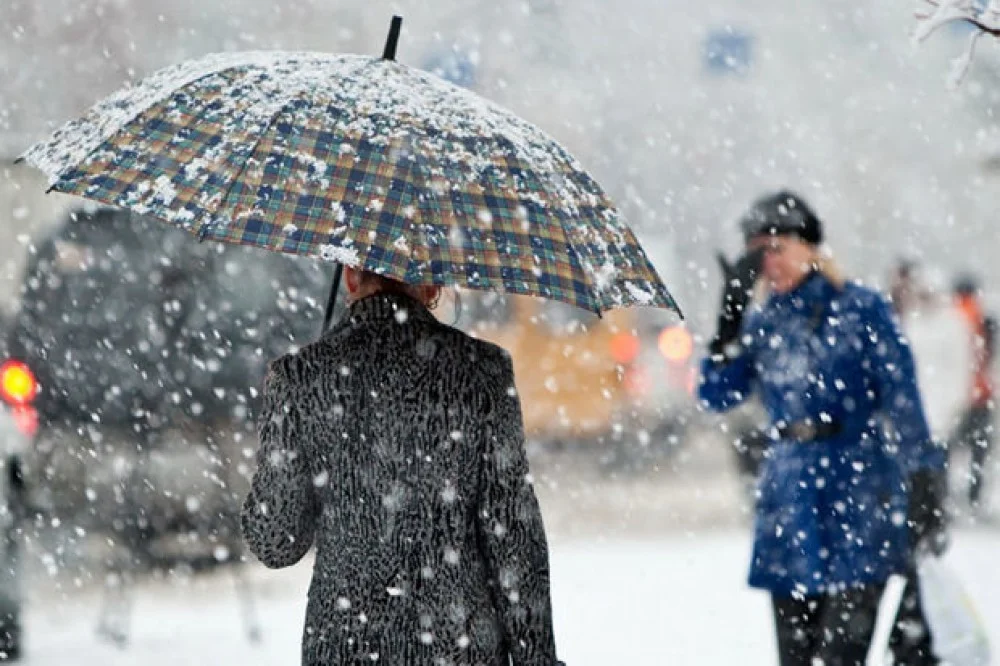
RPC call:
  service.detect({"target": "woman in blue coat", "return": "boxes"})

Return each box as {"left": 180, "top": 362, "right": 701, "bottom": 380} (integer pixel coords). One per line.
{"left": 699, "top": 191, "right": 947, "bottom": 666}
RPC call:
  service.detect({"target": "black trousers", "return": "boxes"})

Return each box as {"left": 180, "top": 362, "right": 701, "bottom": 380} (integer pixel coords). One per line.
{"left": 773, "top": 586, "right": 882, "bottom": 666}
{"left": 951, "top": 404, "right": 995, "bottom": 506}
{"left": 772, "top": 576, "right": 938, "bottom": 666}
{"left": 889, "top": 569, "right": 938, "bottom": 666}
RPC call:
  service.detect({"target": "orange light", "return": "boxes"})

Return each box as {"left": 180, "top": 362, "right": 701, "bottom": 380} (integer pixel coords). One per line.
{"left": 609, "top": 332, "right": 641, "bottom": 365}
{"left": 1, "top": 360, "right": 38, "bottom": 406}
{"left": 658, "top": 326, "right": 694, "bottom": 363}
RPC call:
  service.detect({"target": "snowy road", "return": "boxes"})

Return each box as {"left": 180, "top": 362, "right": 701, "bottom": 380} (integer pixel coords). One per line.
{"left": 19, "top": 528, "right": 999, "bottom": 665}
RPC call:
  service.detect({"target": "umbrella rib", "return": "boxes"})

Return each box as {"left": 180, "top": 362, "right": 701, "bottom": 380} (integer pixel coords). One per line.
{"left": 201, "top": 55, "right": 375, "bottom": 242}
{"left": 200, "top": 88, "right": 314, "bottom": 241}
{"left": 40, "top": 62, "right": 258, "bottom": 185}
{"left": 554, "top": 217, "right": 604, "bottom": 315}
{"left": 402, "top": 152, "right": 434, "bottom": 285}
{"left": 577, "top": 251, "right": 605, "bottom": 317}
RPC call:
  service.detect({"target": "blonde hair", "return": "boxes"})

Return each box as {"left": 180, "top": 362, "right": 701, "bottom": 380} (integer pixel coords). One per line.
{"left": 815, "top": 247, "right": 846, "bottom": 290}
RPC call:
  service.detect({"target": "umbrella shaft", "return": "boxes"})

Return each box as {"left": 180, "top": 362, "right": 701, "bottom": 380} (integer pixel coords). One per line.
{"left": 321, "top": 264, "right": 343, "bottom": 336}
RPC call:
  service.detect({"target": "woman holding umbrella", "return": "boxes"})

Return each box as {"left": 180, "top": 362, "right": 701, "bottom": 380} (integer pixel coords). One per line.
{"left": 241, "top": 267, "right": 565, "bottom": 665}
{"left": 699, "top": 191, "right": 947, "bottom": 665}
{"left": 18, "top": 17, "right": 679, "bottom": 665}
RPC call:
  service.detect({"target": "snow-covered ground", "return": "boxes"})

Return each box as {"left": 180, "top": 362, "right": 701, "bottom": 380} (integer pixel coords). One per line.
{"left": 16, "top": 440, "right": 1000, "bottom": 664}
{"left": 19, "top": 527, "right": 999, "bottom": 665}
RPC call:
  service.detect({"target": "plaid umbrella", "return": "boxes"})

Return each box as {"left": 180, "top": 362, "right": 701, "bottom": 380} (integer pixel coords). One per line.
{"left": 19, "top": 17, "right": 680, "bottom": 327}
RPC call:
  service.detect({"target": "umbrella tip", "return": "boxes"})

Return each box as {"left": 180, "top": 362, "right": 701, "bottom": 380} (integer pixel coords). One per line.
{"left": 382, "top": 15, "right": 403, "bottom": 61}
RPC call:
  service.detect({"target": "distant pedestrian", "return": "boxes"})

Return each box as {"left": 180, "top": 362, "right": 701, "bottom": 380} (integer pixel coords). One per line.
{"left": 950, "top": 275, "right": 996, "bottom": 509}
{"left": 699, "top": 190, "right": 947, "bottom": 665}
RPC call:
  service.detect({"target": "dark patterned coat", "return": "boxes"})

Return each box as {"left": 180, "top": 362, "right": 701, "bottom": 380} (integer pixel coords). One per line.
{"left": 242, "top": 292, "right": 560, "bottom": 666}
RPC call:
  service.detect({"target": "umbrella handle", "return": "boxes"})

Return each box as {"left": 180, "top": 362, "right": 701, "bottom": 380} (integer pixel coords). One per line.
{"left": 321, "top": 264, "right": 344, "bottom": 336}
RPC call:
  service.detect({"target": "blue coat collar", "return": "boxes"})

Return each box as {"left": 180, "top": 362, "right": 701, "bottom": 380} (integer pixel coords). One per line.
{"left": 764, "top": 271, "right": 838, "bottom": 315}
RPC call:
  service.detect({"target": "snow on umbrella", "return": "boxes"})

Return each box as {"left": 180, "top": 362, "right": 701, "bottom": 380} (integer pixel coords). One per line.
{"left": 18, "top": 16, "right": 681, "bottom": 330}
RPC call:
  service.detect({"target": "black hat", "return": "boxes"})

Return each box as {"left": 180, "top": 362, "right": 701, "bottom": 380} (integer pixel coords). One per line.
{"left": 739, "top": 190, "right": 823, "bottom": 245}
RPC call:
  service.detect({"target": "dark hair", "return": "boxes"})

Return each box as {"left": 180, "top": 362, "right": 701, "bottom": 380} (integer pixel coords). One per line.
{"left": 356, "top": 270, "right": 441, "bottom": 309}
{"left": 355, "top": 270, "right": 425, "bottom": 300}
{"left": 953, "top": 273, "right": 979, "bottom": 296}
{"left": 895, "top": 258, "right": 917, "bottom": 278}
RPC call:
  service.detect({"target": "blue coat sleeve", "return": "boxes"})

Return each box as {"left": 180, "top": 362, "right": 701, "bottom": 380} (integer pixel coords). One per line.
{"left": 864, "top": 293, "right": 946, "bottom": 473}
{"left": 698, "top": 349, "right": 757, "bottom": 412}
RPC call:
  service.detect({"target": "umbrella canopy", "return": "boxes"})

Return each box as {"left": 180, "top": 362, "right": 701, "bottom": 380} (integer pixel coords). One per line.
{"left": 19, "top": 20, "right": 680, "bottom": 319}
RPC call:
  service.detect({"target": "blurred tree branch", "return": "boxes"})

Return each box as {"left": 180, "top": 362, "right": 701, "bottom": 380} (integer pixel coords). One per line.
{"left": 915, "top": 0, "right": 1000, "bottom": 86}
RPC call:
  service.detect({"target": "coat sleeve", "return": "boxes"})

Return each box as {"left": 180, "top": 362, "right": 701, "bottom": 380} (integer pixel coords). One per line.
{"left": 241, "top": 356, "right": 319, "bottom": 568}
{"left": 864, "top": 293, "right": 947, "bottom": 474}
{"left": 476, "top": 350, "right": 559, "bottom": 666}
{"left": 698, "top": 314, "right": 759, "bottom": 413}
{"left": 698, "top": 354, "right": 757, "bottom": 412}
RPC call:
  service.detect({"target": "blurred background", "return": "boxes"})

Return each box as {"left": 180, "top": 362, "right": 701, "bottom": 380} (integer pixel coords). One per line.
{"left": 0, "top": 0, "right": 998, "bottom": 663}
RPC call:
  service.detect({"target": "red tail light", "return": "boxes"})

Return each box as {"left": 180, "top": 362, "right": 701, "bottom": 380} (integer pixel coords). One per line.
{"left": 609, "top": 332, "right": 641, "bottom": 365}
{"left": 1, "top": 360, "right": 38, "bottom": 406}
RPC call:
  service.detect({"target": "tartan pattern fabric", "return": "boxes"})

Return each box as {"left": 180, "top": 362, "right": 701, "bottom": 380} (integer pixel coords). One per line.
{"left": 22, "top": 51, "right": 679, "bottom": 315}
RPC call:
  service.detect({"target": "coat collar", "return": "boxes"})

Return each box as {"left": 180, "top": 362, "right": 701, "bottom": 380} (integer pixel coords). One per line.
{"left": 345, "top": 291, "right": 438, "bottom": 328}
{"left": 766, "top": 270, "right": 836, "bottom": 315}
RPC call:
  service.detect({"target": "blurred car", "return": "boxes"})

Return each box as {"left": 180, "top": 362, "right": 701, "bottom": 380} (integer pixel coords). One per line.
{"left": 618, "top": 309, "right": 700, "bottom": 452}
{"left": 449, "top": 291, "right": 697, "bottom": 464}
{"left": 1, "top": 206, "right": 337, "bottom": 569}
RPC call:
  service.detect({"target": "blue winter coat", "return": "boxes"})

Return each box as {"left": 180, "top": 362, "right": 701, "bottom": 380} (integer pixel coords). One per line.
{"left": 699, "top": 272, "right": 946, "bottom": 596}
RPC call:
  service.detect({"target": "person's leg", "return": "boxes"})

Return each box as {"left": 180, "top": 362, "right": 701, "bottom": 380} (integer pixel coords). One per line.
{"left": 949, "top": 405, "right": 975, "bottom": 480}
{"left": 0, "top": 598, "right": 19, "bottom": 662}
{"left": 968, "top": 406, "right": 994, "bottom": 507}
{"left": 772, "top": 594, "right": 820, "bottom": 666}
{"left": 889, "top": 567, "right": 939, "bottom": 666}
{"left": 814, "top": 585, "right": 883, "bottom": 666}
{"left": 0, "top": 457, "right": 23, "bottom": 662}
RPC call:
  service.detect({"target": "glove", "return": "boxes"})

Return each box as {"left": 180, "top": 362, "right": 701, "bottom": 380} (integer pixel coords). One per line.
{"left": 908, "top": 468, "right": 949, "bottom": 556}
{"left": 709, "top": 248, "right": 764, "bottom": 358}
